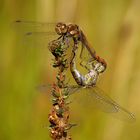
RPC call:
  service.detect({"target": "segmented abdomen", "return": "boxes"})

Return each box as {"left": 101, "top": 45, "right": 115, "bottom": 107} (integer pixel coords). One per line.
{"left": 70, "top": 46, "right": 83, "bottom": 86}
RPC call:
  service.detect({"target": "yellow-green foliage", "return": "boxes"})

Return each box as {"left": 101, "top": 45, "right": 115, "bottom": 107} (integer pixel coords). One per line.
{"left": 0, "top": 0, "right": 140, "bottom": 140}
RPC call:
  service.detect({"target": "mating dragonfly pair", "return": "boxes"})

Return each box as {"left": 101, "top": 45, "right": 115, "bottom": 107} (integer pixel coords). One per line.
{"left": 15, "top": 20, "right": 135, "bottom": 122}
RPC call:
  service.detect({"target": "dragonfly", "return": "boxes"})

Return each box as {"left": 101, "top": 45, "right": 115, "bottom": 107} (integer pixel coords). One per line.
{"left": 14, "top": 20, "right": 135, "bottom": 122}
{"left": 68, "top": 43, "right": 135, "bottom": 122}
{"left": 14, "top": 20, "right": 107, "bottom": 69}
{"left": 38, "top": 40, "right": 135, "bottom": 123}
{"left": 39, "top": 80, "right": 136, "bottom": 123}
{"left": 70, "top": 41, "right": 106, "bottom": 86}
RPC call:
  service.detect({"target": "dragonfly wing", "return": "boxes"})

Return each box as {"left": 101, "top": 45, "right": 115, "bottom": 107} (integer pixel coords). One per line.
{"left": 13, "top": 20, "right": 59, "bottom": 48}
{"left": 36, "top": 84, "right": 52, "bottom": 94}
{"left": 80, "top": 41, "right": 93, "bottom": 62}
{"left": 79, "top": 31, "right": 95, "bottom": 61}
{"left": 37, "top": 84, "right": 80, "bottom": 95}
{"left": 66, "top": 85, "right": 81, "bottom": 95}
{"left": 92, "top": 86, "right": 136, "bottom": 122}
{"left": 23, "top": 31, "right": 59, "bottom": 49}
{"left": 78, "top": 87, "right": 119, "bottom": 113}
{"left": 37, "top": 84, "right": 135, "bottom": 122}
{"left": 79, "top": 40, "right": 96, "bottom": 71}
{"left": 13, "top": 20, "right": 56, "bottom": 33}
{"left": 66, "top": 85, "right": 118, "bottom": 113}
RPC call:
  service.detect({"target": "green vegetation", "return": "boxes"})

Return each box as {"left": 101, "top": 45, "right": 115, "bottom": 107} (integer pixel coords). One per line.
{"left": 0, "top": 0, "right": 140, "bottom": 140}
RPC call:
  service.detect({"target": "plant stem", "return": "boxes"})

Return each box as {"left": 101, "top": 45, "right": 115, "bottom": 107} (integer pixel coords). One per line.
{"left": 48, "top": 39, "right": 73, "bottom": 140}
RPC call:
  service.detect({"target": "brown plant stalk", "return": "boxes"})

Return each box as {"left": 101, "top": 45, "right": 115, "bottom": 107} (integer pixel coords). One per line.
{"left": 48, "top": 39, "right": 75, "bottom": 140}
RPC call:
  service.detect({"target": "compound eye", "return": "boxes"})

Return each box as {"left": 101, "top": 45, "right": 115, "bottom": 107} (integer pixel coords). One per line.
{"left": 61, "top": 25, "right": 66, "bottom": 29}
{"left": 68, "top": 24, "right": 79, "bottom": 37}
{"left": 55, "top": 22, "right": 67, "bottom": 35}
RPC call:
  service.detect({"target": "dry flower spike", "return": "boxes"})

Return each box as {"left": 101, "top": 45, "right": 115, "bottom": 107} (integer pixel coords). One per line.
{"left": 48, "top": 38, "right": 74, "bottom": 140}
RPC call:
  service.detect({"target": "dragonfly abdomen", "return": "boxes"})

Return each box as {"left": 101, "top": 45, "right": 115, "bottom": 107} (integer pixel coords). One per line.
{"left": 70, "top": 44, "right": 99, "bottom": 86}
{"left": 70, "top": 45, "right": 84, "bottom": 86}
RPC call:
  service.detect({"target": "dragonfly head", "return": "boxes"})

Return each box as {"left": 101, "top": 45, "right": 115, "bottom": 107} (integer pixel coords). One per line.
{"left": 55, "top": 22, "right": 67, "bottom": 35}
{"left": 67, "top": 24, "right": 80, "bottom": 39}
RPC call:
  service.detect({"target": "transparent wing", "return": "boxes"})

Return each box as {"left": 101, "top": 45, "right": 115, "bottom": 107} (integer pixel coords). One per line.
{"left": 70, "top": 86, "right": 118, "bottom": 113}
{"left": 66, "top": 85, "right": 82, "bottom": 94}
{"left": 78, "top": 34, "right": 97, "bottom": 70}
{"left": 23, "top": 31, "right": 59, "bottom": 49}
{"left": 38, "top": 84, "right": 118, "bottom": 114}
{"left": 13, "top": 20, "right": 57, "bottom": 33}
{"left": 69, "top": 85, "right": 135, "bottom": 122}
{"left": 80, "top": 43, "right": 93, "bottom": 61}
{"left": 79, "top": 31, "right": 96, "bottom": 61}
{"left": 37, "top": 84, "right": 135, "bottom": 122}
{"left": 12, "top": 20, "right": 60, "bottom": 48}
{"left": 87, "top": 86, "right": 136, "bottom": 122}
{"left": 36, "top": 84, "right": 52, "bottom": 93}
{"left": 37, "top": 84, "right": 80, "bottom": 95}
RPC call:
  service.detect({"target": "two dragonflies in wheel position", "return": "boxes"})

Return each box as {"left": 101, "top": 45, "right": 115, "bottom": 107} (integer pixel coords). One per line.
{"left": 15, "top": 20, "right": 135, "bottom": 122}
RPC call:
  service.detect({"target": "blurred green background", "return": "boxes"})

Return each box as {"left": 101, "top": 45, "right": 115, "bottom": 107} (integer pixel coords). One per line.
{"left": 0, "top": 0, "right": 140, "bottom": 140}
